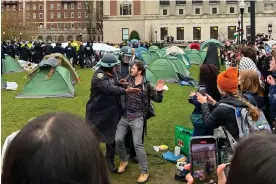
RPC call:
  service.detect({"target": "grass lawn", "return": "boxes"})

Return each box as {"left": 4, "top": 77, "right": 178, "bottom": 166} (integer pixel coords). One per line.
{"left": 1, "top": 65, "right": 199, "bottom": 184}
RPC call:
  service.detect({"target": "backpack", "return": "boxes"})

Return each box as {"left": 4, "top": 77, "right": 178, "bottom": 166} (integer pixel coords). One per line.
{"left": 218, "top": 100, "right": 272, "bottom": 159}
{"left": 145, "top": 81, "right": 155, "bottom": 120}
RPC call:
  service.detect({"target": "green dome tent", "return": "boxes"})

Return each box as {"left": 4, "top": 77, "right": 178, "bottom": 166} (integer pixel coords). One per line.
{"left": 163, "top": 55, "right": 190, "bottom": 80}
{"left": 148, "top": 45, "right": 159, "bottom": 51}
{"left": 139, "top": 51, "right": 152, "bottom": 65}
{"left": 200, "top": 39, "right": 223, "bottom": 51}
{"left": 186, "top": 49, "right": 203, "bottom": 65}
{"left": 2, "top": 55, "right": 23, "bottom": 74}
{"left": 150, "top": 50, "right": 163, "bottom": 62}
{"left": 149, "top": 58, "right": 180, "bottom": 83}
{"left": 16, "top": 56, "right": 79, "bottom": 98}
{"left": 176, "top": 54, "right": 191, "bottom": 69}
{"left": 145, "top": 66, "right": 158, "bottom": 86}
{"left": 184, "top": 47, "right": 192, "bottom": 55}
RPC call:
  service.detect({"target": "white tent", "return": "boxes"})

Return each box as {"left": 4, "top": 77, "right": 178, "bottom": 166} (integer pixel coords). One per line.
{"left": 51, "top": 42, "right": 120, "bottom": 52}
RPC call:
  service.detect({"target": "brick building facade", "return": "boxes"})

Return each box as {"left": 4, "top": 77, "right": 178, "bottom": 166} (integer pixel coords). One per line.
{"left": 1, "top": 0, "right": 103, "bottom": 42}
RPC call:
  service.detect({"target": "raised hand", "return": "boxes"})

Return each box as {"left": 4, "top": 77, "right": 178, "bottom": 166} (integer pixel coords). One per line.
{"left": 156, "top": 80, "right": 165, "bottom": 91}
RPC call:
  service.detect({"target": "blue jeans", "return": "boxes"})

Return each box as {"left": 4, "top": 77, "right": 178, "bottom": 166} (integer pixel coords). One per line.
{"left": 115, "top": 117, "right": 148, "bottom": 174}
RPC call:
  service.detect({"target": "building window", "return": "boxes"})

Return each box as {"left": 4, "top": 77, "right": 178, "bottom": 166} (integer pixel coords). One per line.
{"left": 51, "top": 23, "right": 54, "bottom": 29}
{"left": 163, "top": 9, "right": 167, "bottom": 15}
{"left": 71, "top": 3, "right": 74, "bottom": 9}
{"left": 177, "top": 27, "right": 184, "bottom": 40}
{"left": 57, "top": 3, "right": 61, "bottom": 10}
{"left": 39, "top": 13, "right": 43, "bottom": 19}
{"left": 19, "top": 5, "right": 22, "bottom": 10}
{"left": 179, "top": 9, "right": 184, "bottom": 15}
{"left": 12, "top": 5, "right": 16, "bottom": 11}
{"left": 78, "top": 23, "right": 82, "bottom": 28}
{"left": 248, "top": 7, "right": 251, "bottom": 13}
{"left": 192, "top": 0, "right": 203, "bottom": 4}
{"left": 6, "top": 5, "right": 10, "bottom": 11}
{"left": 160, "top": 0, "right": 170, "bottom": 6}
{"left": 193, "top": 27, "right": 201, "bottom": 40}
{"left": 50, "top": 12, "right": 54, "bottom": 19}
{"left": 33, "top": 13, "right": 36, "bottom": 19}
{"left": 85, "top": 12, "right": 88, "bottom": 18}
{"left": 58, "top": 23, "right": 62, "bottom": 28}
{"left": 228, "top": 26, "right": 236, "bottom": 40}
{"left": 195, "top": 8, "right": 200, "bottom": 14}
{"left": 57, "top": 12, "right": 61, "bottom": 19}
{"left": 122, "top": 28, "right": 129, "bottom": 41}
{"left": 71, "top": 23, "right": 75, "bottom": 29}
{"left": 64, "top": 12, "right": 68, "bottom": 18}
{"left": 176, "top": 0, "right": 186, "bottom": 5}
{"left": 64, "top": 23, "right": 68, "bottom": 28}
{"left": 230, "top": 7, "right": 235, "bottom": 13}
{"left": 64, "top": 3, "right": 67, "bottom": 10}
{"left": 78, "top": 12, "right": 81, "bottom": 18}
{"left": 212, "top": 8, "right": 217, "bottom": 14}
{"left": 50, "top": 4, "right": 54, "bottom": 10}
{"left": 33, "top": 4, "right": 36, "bottom": 10}
{"left": 120, "top": 2, "right": 131, "bottom": 15}
{"left": 160, "top": 27, "right": 168, "bottom": 40}
{"left": 26, "top": 4, "right": 30, "bottom": 10}
{"left": 210, "top": 26, "right": 218, "bottom": 39}
{"left": 39, "top": 4, "right": 43, "bottom": 10}
{"left": 78, "top": 2, "right": 82, "bottom": 9}
{"left": 26, "top": 13, "right": 30, "bottom": 19}
{"left": 71, "top": 12, "right": 74, "bottom": 18}
{"left": 39, "top": 23, "right": 44, "bottom": 28}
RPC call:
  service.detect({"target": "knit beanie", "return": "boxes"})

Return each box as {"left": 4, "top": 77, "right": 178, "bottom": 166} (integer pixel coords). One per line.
{"left": 217, "top": 67, "right": 238, "bottom": 93}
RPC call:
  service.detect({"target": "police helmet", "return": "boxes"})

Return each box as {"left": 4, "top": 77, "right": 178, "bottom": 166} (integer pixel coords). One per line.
{"left": 98, "top": 53, "right": 120, "bottom": 68}
{"left": 120, "top": 46, "right": 132, "bottom": 57}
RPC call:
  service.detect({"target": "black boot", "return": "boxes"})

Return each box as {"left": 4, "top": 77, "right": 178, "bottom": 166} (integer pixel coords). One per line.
{"left": 106, "top": 142, "right": 117, "bottom": 173}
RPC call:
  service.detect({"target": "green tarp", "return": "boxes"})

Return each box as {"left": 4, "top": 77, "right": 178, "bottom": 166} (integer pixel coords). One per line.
{"left": 2, "top": 55, "right": 23, "bottom": 74}
{"left": 163, "top": 55, "right": 190, "bottom": 79}
{"left": 148, "top": 45, "right": 159, "bottom": 51}
{"left": 16, "top": 65, "right": 75, "bottom": 98}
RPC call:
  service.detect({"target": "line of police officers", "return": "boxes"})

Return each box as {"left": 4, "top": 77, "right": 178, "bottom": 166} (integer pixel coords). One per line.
{"left": 1, "top": 40, "right": 94, "bottom": 68}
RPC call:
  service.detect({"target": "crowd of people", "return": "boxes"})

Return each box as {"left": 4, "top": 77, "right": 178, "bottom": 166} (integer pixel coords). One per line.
{"left": 1, "top": 40, "right": 98, "bottom": 68}
{"left": 1, "top": 37, "right": 276, "bottom": 184}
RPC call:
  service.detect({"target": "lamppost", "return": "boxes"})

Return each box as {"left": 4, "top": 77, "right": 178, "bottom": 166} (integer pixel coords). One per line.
{"left": 238, "top": 16, "right": 241, "bottom": 44}
{"left": 250, "top": 0, "right": 256, "bottom": 45}
{"left": 239, "top": 0, "right": 245, "bottom": 43}
{"left": 155, "top": 31, "right": 157, "bottom": 44}
{"left": 268, "top": 23, "right": 272, "bottom": 40}
{"left": 19, "top": 32, "right": 22, "bottom": 41}
{"left": 2, "top": 32, "right": 5, "bottom": 40}
{"left": 54, "top": 34, "right": 57, "bottom": 42}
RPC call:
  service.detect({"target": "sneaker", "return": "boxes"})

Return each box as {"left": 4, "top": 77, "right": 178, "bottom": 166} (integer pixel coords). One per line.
{"left": 137, "top": 173, "right": 149, "bottom": 183}
{"left": 117, "top": 161, "right": 128, "bottom": 173}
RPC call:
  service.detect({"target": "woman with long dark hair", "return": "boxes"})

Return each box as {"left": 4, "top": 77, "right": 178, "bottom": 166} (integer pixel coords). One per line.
{"left": 189, "top": 64, "right": 220, "bottom": 136}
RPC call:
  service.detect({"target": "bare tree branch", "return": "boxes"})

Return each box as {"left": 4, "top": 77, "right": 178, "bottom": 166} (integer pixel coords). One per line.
{"left": 1, "top": 11, "right": 39, "bottom": 41}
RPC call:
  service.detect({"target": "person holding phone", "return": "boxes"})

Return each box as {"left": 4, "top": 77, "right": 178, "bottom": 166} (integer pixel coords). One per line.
{"left": 186, "top": 135, "right": 276, "bottom": 184}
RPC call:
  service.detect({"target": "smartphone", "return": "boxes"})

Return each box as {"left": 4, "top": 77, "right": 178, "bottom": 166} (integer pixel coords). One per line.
{"left": 224, "top": 163, "right": 231, "bottom": 178}
{"left": 190, "top": 136, "right": 218, "bottom": 184}
{"left": 198, "top": 85, "right": 206, "bottom": 95}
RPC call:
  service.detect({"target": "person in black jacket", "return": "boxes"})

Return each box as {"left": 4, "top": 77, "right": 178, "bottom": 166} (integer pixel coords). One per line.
{"left": 65, "top": 41, "right": 75, "bottom": 65}
{"left": 53, "top": 42, "right": 65, "bottom": 55}
{"left": 85, "top": 54, "right": 140, "bottom": 173}
{"left": 84, "top": 41, "right": 94, "bottom": 66}
{"left": 19, "top": 42, "right": 30, "bottom": 61}
{"left": 78, "top": 42, "right": 85, "bottom": 68}
{"left": 196, "top": 67, "right": 260, "bottom": 140}
{"left": 44, "top": 41, "right": 54, "bottom": 56}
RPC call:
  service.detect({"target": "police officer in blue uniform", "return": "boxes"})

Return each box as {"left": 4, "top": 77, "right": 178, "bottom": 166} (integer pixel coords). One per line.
{"left": 85, "top": 53, "right": 140, "bottom": 172}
